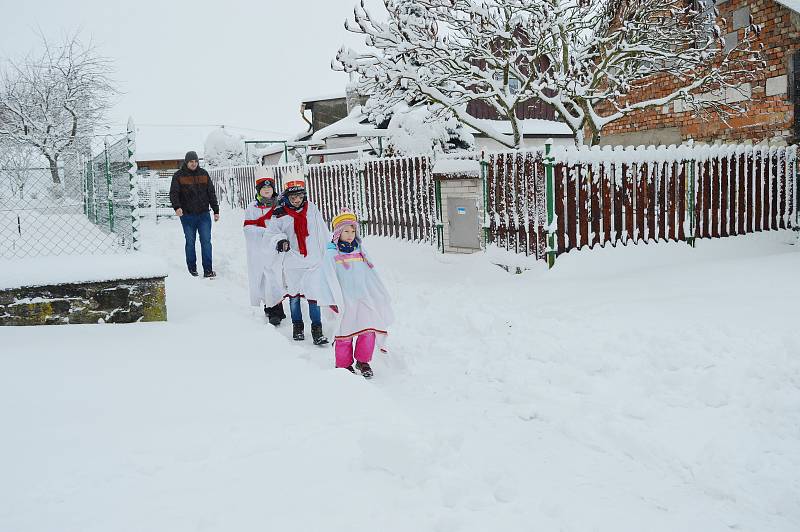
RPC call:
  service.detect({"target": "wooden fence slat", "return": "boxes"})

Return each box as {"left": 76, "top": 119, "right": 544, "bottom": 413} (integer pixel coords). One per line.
{"left": 771, "top": 149, "right": 780, "bottom": 230}
{"left": 623, "top": 163, "right": 634, "bottom": 244}
{"left": 555, "top": 162, "right": 566, "bottom": 254}
{"left": 719, "top": 155, "right": 727, "bottom": 238}
{"left": 677, "top": 161, "right": 687, "bottom": 241}
{"left": 754, "top": 149, "right": 763, "bottom": 232}
{"left": 737, "top": 151, "right": 746, "bottom": 235}
{"left": 566, "top": 165, "right": 578, "bottom": 252}
{"left": 601, "top": 162, "right": 612, "bottom": 246}
{"left": 590, "top": 163, "right": 601, "bottom": 247}
{"left": 578, "top": 164, "right": 589, "bottom": 249}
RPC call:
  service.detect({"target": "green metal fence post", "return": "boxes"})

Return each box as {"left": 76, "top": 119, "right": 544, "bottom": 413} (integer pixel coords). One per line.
{"left": 83, "top": 159, "right": 90, "bottom": 216}
{"left": 90, "top": 156, "right": 98, "bottom": 224}
{"left": 480, "top": 153, "right": 489, "bottom": 248}
{"left": 127, "top": 117, "right": 140, "bottom": 250}
{"left": 104, "top": 138, "right": 115, "bottom": 232}
{"left": 544, "top": 140, "right": 557, "bottom": 269}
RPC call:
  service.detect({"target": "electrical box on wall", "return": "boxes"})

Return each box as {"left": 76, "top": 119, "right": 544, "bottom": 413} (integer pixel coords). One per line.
{"left": 447, "top": 197, "right": 480, "bottom": 249}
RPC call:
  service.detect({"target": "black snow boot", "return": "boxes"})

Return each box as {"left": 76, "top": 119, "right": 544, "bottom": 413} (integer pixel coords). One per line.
{"left": 267, "top": 303, "right": 283, "bottom": 327}
{"left": 292, "top": 322, "right": 305, "bottom": 341}
{"left": 311, "top": 324, "right": 328, "bottom": 346}
{"left": 355, "top": 361, "right": 373, "bottom": 379}
{"left": 189, "top": 269, "right": 199, "bottom": 277}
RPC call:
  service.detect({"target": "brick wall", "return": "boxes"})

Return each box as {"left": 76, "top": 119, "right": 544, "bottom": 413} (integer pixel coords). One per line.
{"left": 600, "top": 0, "right": 800, "bottom": 145}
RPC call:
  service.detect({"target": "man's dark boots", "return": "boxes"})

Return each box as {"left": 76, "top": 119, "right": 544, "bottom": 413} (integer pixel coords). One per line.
{"left": 292, "top": 322, "right": 305, "bottom": 341}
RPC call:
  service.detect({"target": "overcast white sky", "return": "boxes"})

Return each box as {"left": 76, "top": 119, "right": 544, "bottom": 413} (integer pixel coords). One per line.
{"left": 0, "top": 0, "right": 382, "bottom": 156}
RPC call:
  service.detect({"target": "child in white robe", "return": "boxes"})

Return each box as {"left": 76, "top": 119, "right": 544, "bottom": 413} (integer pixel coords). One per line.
{"left": 265, "top": 177, "right": 331, "bottom": 344}
{"left": 310, "top": 209, "right": 394, "bottom": 379}
{"left": 242, "top": 173, "right": 285, "bottom": 325}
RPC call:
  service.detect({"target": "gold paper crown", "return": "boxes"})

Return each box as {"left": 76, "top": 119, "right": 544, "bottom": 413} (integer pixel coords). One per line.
{"left": 284, "top": 179, "right": 306, "bottom": 191}
{"left": 331, "top": 211, "right": 358, "bottom": 230}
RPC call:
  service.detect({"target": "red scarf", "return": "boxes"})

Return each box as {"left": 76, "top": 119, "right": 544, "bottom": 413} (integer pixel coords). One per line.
{"left": 242, "top": 206, "right": 274, "bottom": 228}
{"left": 283, "top": 202, "right": 310, "bottom": 256}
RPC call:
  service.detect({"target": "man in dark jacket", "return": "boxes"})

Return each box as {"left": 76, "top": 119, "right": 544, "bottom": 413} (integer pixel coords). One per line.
{"left": 170, "top": 151, "right": 220, "bottom": 278}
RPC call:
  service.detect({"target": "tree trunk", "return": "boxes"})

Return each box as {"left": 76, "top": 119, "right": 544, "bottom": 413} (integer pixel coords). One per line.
{"left": 47, "top": 156, "right": 61, "bottom": 184}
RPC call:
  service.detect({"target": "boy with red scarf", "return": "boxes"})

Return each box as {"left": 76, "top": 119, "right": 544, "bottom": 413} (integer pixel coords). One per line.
{"left": 243, "top": 173, "right": 285, "bottom": 326}
{"left": 266, "top": 178, "right": 330, "bottom": 344}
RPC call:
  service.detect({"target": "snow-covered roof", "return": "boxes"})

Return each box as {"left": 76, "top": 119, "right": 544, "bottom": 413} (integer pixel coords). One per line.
{"left": 776, "top": 0, "right": 800, "bottom": 13}
{"left": 309, "top": 106, "right": 572, "bottom": 144}
{"left": 136, "top": 151, "right": 203, "bottom": 162}
{"left": 254, "top": 144, "right": 287, "bottom": 157}
{"left": 307, "top": 144, "right": 374, "bottom": 157}
{"left": 311, "top": 106, "right": 380, "bottom": 140}
{"left": 469, "top": 118, "right": 573, "bottom": 138}
{"left": 432, "top": 159, "right": 481, "bottom": 175}
{"left": 301, "top": 92, "right": 346, "bottom": 104}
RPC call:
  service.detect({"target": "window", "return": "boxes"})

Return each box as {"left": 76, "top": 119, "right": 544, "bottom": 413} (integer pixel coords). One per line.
{"left": 493, "top": 71, "right": 521, "bottom": 94}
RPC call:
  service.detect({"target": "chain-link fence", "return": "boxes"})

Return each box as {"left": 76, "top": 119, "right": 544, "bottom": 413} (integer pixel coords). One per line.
{"left": 0, "top": 127, "right": 138, "bottom": 259}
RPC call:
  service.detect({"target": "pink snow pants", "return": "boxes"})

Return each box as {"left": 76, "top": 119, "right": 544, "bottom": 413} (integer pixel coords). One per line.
{"left": 334, "top": 332, "right": 375, "bottom": 368}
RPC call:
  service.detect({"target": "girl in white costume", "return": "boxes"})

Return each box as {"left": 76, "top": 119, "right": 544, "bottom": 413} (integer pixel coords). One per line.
{"left": 308, "top": 210, "right": 394, "bottom": 379}
{"left": 242, "top": 173, "right": 286, "bottom": 325}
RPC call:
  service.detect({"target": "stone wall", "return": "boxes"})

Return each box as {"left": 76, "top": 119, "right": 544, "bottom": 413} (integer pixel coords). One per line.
{"left": 0, "top": 277, "right": 167, "bottom": 326}
{"left": 600, "top": 0, "right": 800, "bottom": 145}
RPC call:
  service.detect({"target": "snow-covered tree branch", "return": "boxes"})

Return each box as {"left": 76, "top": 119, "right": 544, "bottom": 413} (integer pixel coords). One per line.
{"left": 0, "top": 139, "right": 40, "bottom": 199}
{"left": 0, "top": 32, "right": 117, "bottom": 183}
{"left": 333, "top": 0, "right": 764, "bottom": 147}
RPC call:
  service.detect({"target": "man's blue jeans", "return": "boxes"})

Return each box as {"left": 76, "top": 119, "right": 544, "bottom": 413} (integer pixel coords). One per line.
{"left": 289, "top": 297, "right": 321, "bottom": 326}
{"left": 179, "top": 211, "right": 212, "bottom": 273}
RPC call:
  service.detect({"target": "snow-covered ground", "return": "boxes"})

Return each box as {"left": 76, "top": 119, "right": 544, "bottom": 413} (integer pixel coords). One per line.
{"left": 2, "top": 212, "right": 799, "bottom": 532}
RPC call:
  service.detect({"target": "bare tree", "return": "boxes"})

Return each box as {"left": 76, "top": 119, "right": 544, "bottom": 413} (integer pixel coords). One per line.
{"left": 0, "top": 32, "right": 117, "bottom": 183}
{"left": 0, "top": 139, "right": 40, "bottom": 199}
{"left": 334, "top": 0, "right": 764, "bottom": 147}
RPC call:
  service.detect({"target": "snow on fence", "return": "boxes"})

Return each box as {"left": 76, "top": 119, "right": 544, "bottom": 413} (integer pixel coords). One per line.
{"left": 1, "top": 131, "right": 138, "bottom": 259}
{"left": 361, "top": 156, "right": 436, "bottom": 242}
{"left": 207, "top": 164, "right": 298, "bottom": 209}
{"left": 209, "top": 156, "right": 437, "bottom": 244}
{"left": 487, "top": 144, "right": 799, "bottom": 259}
{"left": 135, "top": 172, "right": 174, "bottom": 217}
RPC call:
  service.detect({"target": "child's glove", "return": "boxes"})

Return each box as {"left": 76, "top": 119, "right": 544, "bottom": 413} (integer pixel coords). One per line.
{"left": 276, "top": 239, "right": 290, "bottom": 252}
{"left": 329, "top": 305, "right": 339, "bottom": 313}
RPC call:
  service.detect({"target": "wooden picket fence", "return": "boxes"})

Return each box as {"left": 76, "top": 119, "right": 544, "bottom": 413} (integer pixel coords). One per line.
{"left": 209, "top": 156, "right": 437, "bottom": 244}
{"left": 487, "top": 144, "right": 799, "bottom": 260}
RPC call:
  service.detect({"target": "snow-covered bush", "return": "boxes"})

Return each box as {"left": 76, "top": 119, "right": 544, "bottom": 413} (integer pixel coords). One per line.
{"left": 384, "top": 104, "right": 474, "bottom": 157}
{"left": 204, "top": 127, "right": 246, "bottom": 168}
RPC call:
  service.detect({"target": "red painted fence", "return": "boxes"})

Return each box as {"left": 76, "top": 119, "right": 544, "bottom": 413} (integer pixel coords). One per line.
{"left": 487, "top": 144, "right": 798, "bottom": 259}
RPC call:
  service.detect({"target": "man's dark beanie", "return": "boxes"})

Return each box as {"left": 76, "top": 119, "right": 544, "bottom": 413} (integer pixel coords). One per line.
{"left": 185, "top": 151, "right": 199, "bottom": 163}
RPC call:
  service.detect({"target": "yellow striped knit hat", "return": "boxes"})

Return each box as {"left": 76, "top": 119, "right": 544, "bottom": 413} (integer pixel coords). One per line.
{"left": 331, "top": 209, "right": 359, "bottom": 242}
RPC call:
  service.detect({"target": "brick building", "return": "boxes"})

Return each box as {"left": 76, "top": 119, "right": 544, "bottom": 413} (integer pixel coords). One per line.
{"left": 600, "top": 0, "right": 800, "bottom": 146}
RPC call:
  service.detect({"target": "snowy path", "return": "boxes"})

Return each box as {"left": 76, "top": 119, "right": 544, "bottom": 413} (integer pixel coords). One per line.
{"left": 2, "top": 213, "right": 799, "bottom": 532}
